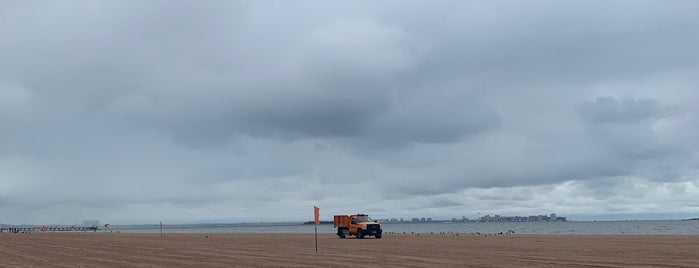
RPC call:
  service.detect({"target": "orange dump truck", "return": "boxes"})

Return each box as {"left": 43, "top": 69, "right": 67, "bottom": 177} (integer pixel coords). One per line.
{"left": 333, "top": 214, "right": 382, "bottom": 239}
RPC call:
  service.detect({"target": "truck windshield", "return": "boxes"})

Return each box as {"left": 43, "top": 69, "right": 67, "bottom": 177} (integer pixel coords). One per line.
{"left": 355, "top": 216, "right": 374, "bottom": 223}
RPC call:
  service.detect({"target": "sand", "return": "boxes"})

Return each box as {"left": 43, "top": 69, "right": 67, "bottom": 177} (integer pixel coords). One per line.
{"left": 1, "top": 232, "right": 697, "bottom": 267}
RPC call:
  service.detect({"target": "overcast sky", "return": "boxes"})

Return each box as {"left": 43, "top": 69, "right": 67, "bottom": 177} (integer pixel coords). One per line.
{"left": 1, "top": 0, "right": 698, "bottom": 225}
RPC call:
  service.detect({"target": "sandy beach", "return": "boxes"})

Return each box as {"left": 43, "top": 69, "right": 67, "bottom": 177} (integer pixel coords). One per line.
{"left": 1, "top": 232, "right": 697, "bottom": 267}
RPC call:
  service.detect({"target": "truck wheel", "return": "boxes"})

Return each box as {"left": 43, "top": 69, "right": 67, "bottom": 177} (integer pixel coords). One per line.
{"left": 375, "top": 233, "right": 382, "bottom": 239}
{"left": 357, "top": 229, "right": 364, "bottom": 239}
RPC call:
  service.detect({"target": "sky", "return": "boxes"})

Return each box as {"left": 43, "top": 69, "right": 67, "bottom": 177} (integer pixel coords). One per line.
{"left": 1, "top": 0, "right": 698, "bottom": 225}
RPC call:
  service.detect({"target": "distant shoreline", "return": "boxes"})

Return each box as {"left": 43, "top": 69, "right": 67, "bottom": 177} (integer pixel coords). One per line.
{"left": 3, "top": 218, "right": 698, "bottom": 228}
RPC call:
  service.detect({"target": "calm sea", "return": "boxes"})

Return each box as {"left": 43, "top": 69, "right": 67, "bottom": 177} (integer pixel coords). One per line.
{"left": 113, "top": 220, "right": 699, "bottom": 235}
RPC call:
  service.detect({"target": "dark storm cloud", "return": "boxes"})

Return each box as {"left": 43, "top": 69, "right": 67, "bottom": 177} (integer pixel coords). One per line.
{"left": 1, "top": 1, "right": 698, "bottom": 224}
{"left": 88, "top": 7, "right": 502, "bottom": 148}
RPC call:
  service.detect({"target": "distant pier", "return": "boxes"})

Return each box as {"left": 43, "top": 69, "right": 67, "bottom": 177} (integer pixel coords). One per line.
{"left": 1, "top": 226, "right": 99, "bottom": 233}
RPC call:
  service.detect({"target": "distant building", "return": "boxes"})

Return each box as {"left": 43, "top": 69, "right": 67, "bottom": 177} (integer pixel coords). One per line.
{"left": 480, "top": 213, "right": 566, "bottom": 222}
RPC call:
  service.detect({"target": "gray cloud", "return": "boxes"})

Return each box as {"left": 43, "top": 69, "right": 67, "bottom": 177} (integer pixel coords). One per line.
{"left": 1, "top": 1, "right": 698, "bottom": 224}
{"left": 579, "top": 97, "right": 679, "bottom": 124}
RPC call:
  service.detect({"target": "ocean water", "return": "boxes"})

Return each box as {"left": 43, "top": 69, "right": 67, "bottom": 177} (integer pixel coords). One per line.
{"left": 113, "top": 220, "right": 699, "bottom": 235}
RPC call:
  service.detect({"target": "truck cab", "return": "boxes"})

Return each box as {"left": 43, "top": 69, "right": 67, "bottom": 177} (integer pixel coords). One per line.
{"left": 334, "top": 214, "right": 382, "bottom": 239}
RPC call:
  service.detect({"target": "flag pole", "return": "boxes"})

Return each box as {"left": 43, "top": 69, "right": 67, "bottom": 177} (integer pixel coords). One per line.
{"left": 314, "top": 205, "right": 320, "bottom": 254}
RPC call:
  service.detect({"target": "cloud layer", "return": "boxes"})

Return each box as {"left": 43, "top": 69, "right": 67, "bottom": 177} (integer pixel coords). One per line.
{"left": 1, "top": 0, "right": 698, "bottom": 224}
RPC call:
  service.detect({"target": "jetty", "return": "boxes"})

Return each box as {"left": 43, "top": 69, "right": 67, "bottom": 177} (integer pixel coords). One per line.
{"left": 1, "top": 226, "right": 99, "bottom": 233}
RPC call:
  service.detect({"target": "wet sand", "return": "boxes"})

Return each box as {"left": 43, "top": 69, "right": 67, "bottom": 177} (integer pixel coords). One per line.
{"left": 1, "top": 232, "right": 697, "bottom": 267}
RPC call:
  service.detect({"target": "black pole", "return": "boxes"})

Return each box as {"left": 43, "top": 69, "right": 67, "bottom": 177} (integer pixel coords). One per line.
{"left": 315, "top": 225, "right": 318, "bottom": 253}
